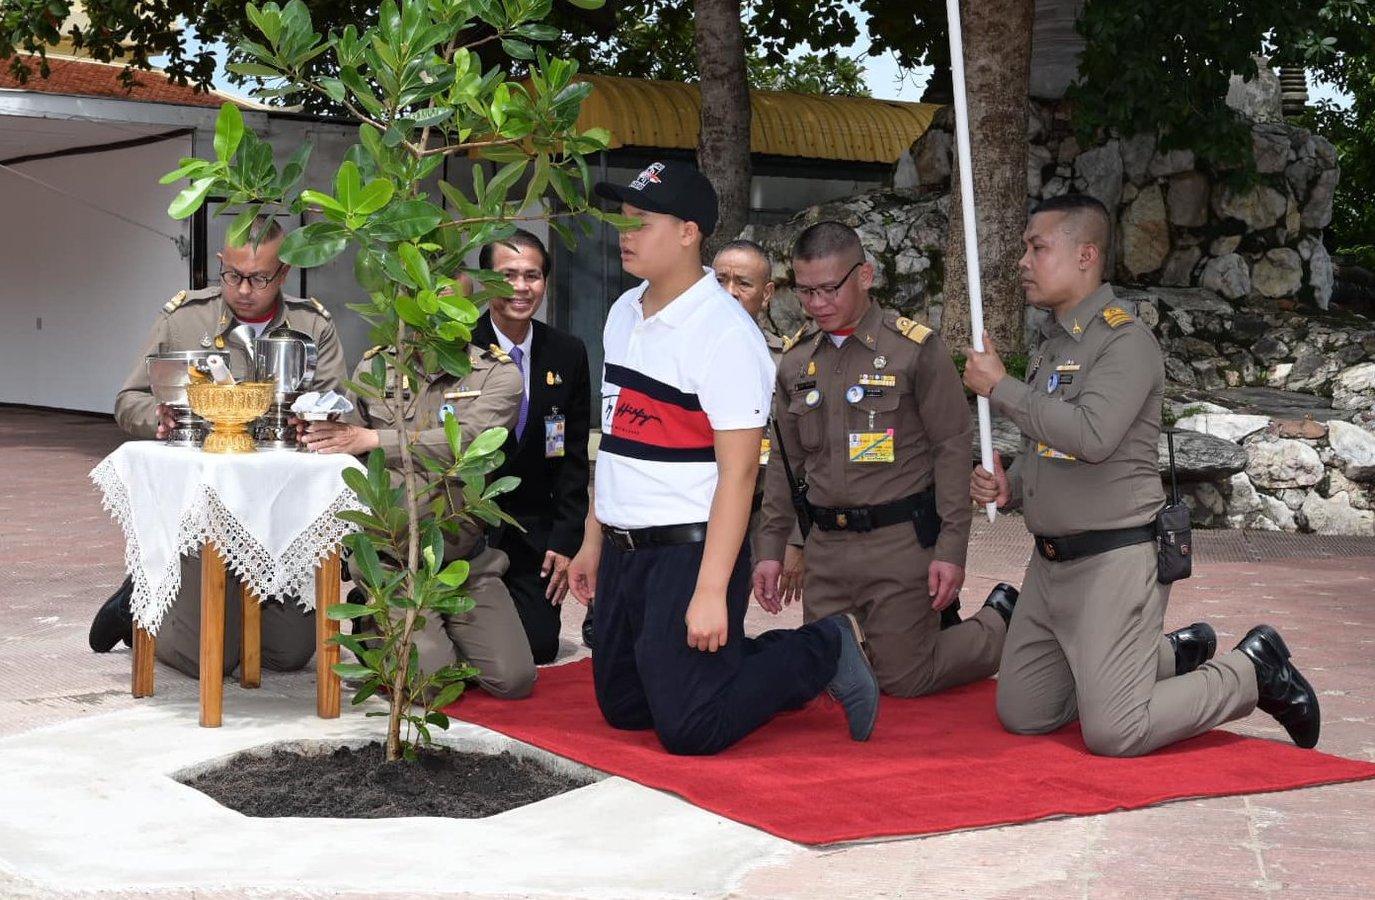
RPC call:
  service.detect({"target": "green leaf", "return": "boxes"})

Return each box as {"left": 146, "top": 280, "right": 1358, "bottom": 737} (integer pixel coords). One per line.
{"left": 501, "top": 38, "right": 534, "bottom": 61}
{"left": 331, "top": 662, "right": 375, "bottom": 679}
{"left": 213, "top": 102, "right": 244, "bottom": 163}
{"left": 278, "top": 222, "right": 348, "bottom": 267}
{"left": 443, "top": 404, "right": 461, "bottom": 457}
{"left": 334, "top": 160, "right": 362, "bottom": 212}
{"left": 410, "top": 107, "right": 453, "bottom": 127}
{"left": 168, "top": 177, "right": 217, "bottom": 220}
{"left": 431, "top": 681, "right": 466, "bottom": 709}
{"left": 225, "top": 208, "right": 257, "bottom": 247}
{"left": 226, "top": 62, "right": 282, "bottom": 79}
{"left": 465, "top": 427, "right": 509, "bottom": 459}
{"left": 424, "top": 711, "right": 451, "bottom": 729}
{"left": 436, "top": 558, "right": 470, "bottom": 587}
{"left": 158, "top": 159, "right": 211, "bottom": 185}
{"left": 326, "top": 602, "right": 375, "bottom": 620}
{"left": 397, "top": 242, "right": 432, "bottom": 288}
{"left": 354, "top": 178, "right": 395, "bottom": 215}
{"left": 565, "top": 0, "right": 605, "bottom": 8}
{"left": 369, "top": 199, "right": 446, "bottom": 241}
{"left": 299, "top": 189, "right": 346, "bottom": 215}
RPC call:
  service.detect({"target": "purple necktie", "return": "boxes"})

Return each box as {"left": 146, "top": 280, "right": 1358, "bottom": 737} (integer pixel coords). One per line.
{"left": 510, "top": 344, "right": 529, "bottom": 439}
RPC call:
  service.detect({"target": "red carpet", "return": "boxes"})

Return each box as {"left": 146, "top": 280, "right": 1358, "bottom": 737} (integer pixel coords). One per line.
{"left": 447, "top": 659, "right": 1375, "bottom": 845}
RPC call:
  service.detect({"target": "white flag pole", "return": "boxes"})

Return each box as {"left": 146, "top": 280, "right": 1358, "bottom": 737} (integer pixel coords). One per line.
{"left": 945, "top": 0, "right": 998, "bottom": 524}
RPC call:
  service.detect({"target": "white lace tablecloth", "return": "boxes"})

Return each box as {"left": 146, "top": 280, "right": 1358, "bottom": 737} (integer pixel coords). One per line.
{"left": 90, "top": 442, "right": 366, "bottom": 634}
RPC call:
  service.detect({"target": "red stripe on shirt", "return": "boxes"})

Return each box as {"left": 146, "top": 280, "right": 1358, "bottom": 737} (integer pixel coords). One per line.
{"left": 611, "top": 386, "right": 714, "bottom": 449}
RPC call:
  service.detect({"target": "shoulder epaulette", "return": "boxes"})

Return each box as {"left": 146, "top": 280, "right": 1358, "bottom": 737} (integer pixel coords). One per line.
{"left": 782, "top": 325, "right": 809, "bottom": 352}
{"left": 162, "top": 290, "right": 188, "bottom": 313}
{"left": 487, "top": 343, "right": 512, "bottom": 364}
{"left": 362, "top": 345, "right": 384, "bottom": 360}
{"left": 892, "top": 316, "right": 933, "bottom": 345}
{"left": 1102, "top": 306, "right": 1133, "bottom": 329}
{"left": 308, "top": 297, "right": 331, "bottom": 319}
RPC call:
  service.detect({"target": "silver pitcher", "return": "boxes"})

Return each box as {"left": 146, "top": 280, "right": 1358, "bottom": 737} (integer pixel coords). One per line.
{"left": 252, "top": 324, "right": 318, "bottom": 449}
{"left": 146, "top": 350, "right": 217, "bottom": 446}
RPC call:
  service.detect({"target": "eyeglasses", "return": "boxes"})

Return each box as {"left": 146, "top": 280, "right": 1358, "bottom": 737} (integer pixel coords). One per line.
{"left": 220, "top": 264, "right": 286, "bottom": 290}
{"left": 793, "top": 261, "right": 862, "bottom": 302}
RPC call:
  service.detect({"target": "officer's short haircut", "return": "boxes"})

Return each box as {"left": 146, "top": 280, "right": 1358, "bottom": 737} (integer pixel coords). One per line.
{"left": 792, "top": 220, "right": 864, "bottom": 265}
{"left": 479, "top": 228, "right": 551, "bottom": 277}
{"left": 1030, "top": 193, "right": 1113, "bottom": 265}
{"left": 714, "top": 239, "right": 772, "bottom": 274}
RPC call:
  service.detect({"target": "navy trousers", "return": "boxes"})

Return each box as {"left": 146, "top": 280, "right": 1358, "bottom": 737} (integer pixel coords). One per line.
{"left": 592, "top": 537, "right": 839, "bottom": 755}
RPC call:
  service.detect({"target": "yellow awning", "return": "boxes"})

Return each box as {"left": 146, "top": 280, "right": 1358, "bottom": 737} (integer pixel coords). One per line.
{"left": 573, "top": 74, "right": 940, "bottom": 165}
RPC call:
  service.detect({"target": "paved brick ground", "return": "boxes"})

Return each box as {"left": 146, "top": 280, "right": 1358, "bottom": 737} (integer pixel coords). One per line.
{"left": 3, "top": 405, "right": 1374, "bottom": 898}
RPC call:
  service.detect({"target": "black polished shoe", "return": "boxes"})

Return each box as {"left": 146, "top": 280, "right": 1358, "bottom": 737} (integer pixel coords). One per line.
{"left": 983, "top": 583, "right": 1019, "bottom": 626}
{"left": 939, "top": 597, "right": 962, "bottom": 630}
{"left": 1167, "top": 622, "right": 1217, "bottom": 676}
{"left": 89, "top": 576, "right": 135, "bottom": 652}
{"left": 581, "top": 610, "right": 595, "bottom": 650}
{"left": 1236, "top": 625, "right": 1320, "bottom": 749}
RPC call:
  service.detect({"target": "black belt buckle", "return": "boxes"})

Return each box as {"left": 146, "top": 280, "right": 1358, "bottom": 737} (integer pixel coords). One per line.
{"left": 606, "top": 528, "right": 635, "bottom": 552}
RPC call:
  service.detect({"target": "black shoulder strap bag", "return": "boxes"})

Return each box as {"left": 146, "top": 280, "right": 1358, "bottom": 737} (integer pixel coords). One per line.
{"left": 1157, "top": 428, "right": 1192, "bottom": 584}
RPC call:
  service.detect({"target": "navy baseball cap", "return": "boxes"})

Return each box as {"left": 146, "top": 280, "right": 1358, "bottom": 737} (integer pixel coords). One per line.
{"left": 594, "top": 160, "right": 719, "bottom": 236}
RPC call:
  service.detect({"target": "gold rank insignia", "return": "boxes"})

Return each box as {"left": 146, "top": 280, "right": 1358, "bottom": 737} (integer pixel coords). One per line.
{"left": 782, "top": 325, "right": 808, "bottom": 352}
{"left": 1102, "top": 306, "right": 1133, "bottom": 328}
{"left": 308, "top": 297, "right": 332, "bottom": 319}
{"left": 546, "top": 370, "right": 562, "bottom": 386}
{"left": 488, "top": 344, "right": 512, "bottom": 363}
{"left": 162, "top": 290, "right": 188, "bottom": 313}
{"left": 895, "top": 316, "right": 932, "bottom": 344}
{"left": 806, "top": 360, "right": 817, "bottom": 376}
{"left": 1072, "top": 319, "right": 1083, "bottom": 335}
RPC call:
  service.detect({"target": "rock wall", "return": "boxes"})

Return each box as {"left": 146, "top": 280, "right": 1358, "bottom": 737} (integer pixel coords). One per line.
{"left": 904, "top": 101, "right": 1340, "bottom": 310}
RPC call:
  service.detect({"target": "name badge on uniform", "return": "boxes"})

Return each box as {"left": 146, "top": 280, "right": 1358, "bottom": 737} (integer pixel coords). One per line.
{"left": 849, "top": 429, "right": 895, "bottom": 463}
{"left": 1036, "top": 441, "right": 1076, "bottom": 461}
{"left": 544, "top": 412, "right": 566, "bottom": 458}
{"left": 759, "top": 436, "right": 772, "bottom": 467}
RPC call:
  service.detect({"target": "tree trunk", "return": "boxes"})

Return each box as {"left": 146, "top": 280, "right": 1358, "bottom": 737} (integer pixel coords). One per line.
{"left": 694, "top": 0, "right": 751, "bottom": 257}
{"left": 940, "top": 0, "right": 1034, "bottom": 356}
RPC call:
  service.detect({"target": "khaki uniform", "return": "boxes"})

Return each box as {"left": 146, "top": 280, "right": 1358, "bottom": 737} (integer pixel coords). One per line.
{"left": 990, "top": 283, "right": 1257, "bottom": 757}
{"left": 760, "top": 301, "right": 1004, "bottom": 697}
{"left": 749, "top": 329, "right": 801, "bottom": 562}
{"left": 116, "top": 286, "right": 346, "bottom": 678}
{"left": 344, "top": 343, "right": 535, "bottom": 699}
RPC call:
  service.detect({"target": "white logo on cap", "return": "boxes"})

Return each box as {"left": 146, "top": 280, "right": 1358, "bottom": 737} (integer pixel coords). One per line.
{"left": 630, "top": 162, "right": 665, "bottom": 191}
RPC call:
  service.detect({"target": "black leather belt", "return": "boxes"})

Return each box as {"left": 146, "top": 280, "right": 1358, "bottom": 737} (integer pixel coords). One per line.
{"left": 602, "top": 522, "right": 708, "bottom": 552}
{"left": 810, "top": 490, "right": 933, "bottom": 533}
{"left": 1034, "top": 524, "right": 1155, "bottom": 562}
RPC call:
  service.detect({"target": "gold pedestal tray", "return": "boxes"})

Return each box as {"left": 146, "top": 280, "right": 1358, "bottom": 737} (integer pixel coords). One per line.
{"left": 186, "top": 382, "right": 274, "bottom": 453}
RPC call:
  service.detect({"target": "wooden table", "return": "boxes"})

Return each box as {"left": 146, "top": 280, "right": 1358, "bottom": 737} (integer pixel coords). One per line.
{"left": 131, "top": 544, "right": 343, "bottom": 726}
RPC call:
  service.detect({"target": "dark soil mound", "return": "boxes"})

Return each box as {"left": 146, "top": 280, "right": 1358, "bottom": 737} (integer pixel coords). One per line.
{"left": 184, "top": 742, "right": 592, "bottom": 818}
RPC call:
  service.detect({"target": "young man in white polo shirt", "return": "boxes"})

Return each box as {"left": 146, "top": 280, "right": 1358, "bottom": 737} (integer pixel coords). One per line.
{"left": 567, "top": 160, "right": 879, "bottom": 755}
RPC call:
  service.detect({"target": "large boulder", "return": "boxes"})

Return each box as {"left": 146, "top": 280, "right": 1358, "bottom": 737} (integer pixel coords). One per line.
{"left": 1327, "top": 420, "right": 1375, "bottom": 481}
{"left": 1174, "top": 413, "right": 1270, "bottom": 443}
{"left": 1214, "top": 184, "right": 1287, "bottom": 230}
{"left": 1120, "top": 184, "right": 1170, "bottom": 276}
{"left": 1332, "top": 363, "right": 1375, "bottom": 411}
{"left": 1301, "top": 491, "right": 1375, "bottom": 535}
{"left": 1252, "top": 124, "right": 1292, "bottom": 174}
{"left": 1308, "top": 240, "right": 1335, "bottom": 310}
{"left": 1166, "top": 173, "right": 1210, "bottom": 227}
{"left": 1200, "top": 254, "right": 1251, "bottom": 300}
{"left": 1250, "top": 248, "right": 1304, "bottom": 299}
{"left": 1245, "top": 438, "right": 1324, "bottom": 489}
{"left": 1301, "top": 166, "right": 1339, "bottom": 229}
{"left": 1074, "top": 141, "right": 1123, "bottom": 211}
{"left": 1160, "top": 430, "right": 1248, "bottom": 480}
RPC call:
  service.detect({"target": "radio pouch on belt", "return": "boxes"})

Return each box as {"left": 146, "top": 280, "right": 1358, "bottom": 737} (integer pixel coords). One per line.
{"left": 1156, "top": 429, "right": 1192, "bottom": 584}
{"left": 912, "top": 489, "right": 941, "bottom": 549}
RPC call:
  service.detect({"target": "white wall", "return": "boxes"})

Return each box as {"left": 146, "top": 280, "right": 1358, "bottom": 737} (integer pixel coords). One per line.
{"left": 0, "top": 135, "right": 192, "bottom": 413}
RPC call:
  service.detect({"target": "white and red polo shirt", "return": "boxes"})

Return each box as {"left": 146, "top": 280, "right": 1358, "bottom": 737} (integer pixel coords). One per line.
{"left": 596, "top": 270, "right": 775, "bottom": 529}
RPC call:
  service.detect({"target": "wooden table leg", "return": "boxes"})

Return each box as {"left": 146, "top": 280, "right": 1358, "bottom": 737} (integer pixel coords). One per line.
{"left": 200, "top": 541, "right": 227, "bottom": 727}
{"left": 132, "top": 625, "right": 156, "bottom": 698}
{"left": 240, "top": 584, "right": 261, "bottom": 689}
{"left": 316, "top": 550, "right": 342, "bottom": 719}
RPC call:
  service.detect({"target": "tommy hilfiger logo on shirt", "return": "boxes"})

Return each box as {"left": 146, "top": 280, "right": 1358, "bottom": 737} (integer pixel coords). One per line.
{"left": 630, "top": 162, "right": 665, "bottom": 191}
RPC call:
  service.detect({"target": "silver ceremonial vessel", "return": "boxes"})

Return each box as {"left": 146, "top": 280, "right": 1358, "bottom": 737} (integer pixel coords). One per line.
{"left": 145, "top": 350, "right": 217, "bottom": 446}
{"left": 252, "top": 324, "right": 318, "bottom": 449}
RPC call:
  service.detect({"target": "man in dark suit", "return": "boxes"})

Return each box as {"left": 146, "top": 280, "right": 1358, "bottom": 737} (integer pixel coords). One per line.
{"left": 473, "top": 229, "right": 593, "bottom": 663}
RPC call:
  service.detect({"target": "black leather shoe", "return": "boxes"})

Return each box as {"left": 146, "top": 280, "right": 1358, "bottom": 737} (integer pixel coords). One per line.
{"left": 89, "top": 576, "right": 134, "bottom": 652}
{"left": 581, "top": 610, "right": 595, "bottom": 650}
{"left": 1236, "top": 625, "right": 1320, "bottom": 749}
{"left": 1167, "top": 622, "right": 1217, "bottom": 676}
{"left": 939, "top": 597, "right": 962, "bottom": 630}
{"left": 983, "top": 583, "right": 1019, "bottom": 626}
